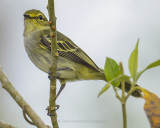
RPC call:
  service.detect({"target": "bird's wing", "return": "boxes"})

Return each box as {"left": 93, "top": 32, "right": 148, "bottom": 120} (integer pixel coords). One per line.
{"left": 39, "top": 32, "right": 100, "bottom": 71}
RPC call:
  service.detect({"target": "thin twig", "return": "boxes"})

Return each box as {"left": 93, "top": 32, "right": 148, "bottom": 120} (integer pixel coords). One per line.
{"left": 22, "top": 105, "right": 35, "bottom": 126}
{"left": 47, "top": 0, "right": 59, "bottom": 127}
{"left": 0, "top": 67, "right": 48, "bottom": 128}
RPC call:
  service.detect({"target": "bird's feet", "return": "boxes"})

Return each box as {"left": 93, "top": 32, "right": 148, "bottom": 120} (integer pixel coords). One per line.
{"left": 48, "top": 72, "right": 60, "bottom": 80}
{"left": 46, "top": 105, "right": 60, "bottom": 116}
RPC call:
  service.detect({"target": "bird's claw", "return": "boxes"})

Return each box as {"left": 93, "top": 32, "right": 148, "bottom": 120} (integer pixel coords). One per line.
{"left": 48, "top": 72, "right": 60, "bottom": 80}
{"left": 46, "top": 105, "right": 60, "bottom": 116}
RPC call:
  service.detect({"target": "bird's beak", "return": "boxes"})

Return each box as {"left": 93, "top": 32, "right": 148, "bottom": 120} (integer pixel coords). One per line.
{"left": 23, "top": 14, "right": 31, "bottom": 19}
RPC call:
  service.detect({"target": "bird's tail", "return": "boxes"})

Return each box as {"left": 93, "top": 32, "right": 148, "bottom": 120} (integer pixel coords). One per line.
{"left": 99, "top": 68, "right": 142, "bottom": 97}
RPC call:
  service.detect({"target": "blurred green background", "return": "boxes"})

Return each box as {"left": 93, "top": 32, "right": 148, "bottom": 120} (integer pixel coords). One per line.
{"left": 0, "top": 0, "right": 160, "bottom": 128}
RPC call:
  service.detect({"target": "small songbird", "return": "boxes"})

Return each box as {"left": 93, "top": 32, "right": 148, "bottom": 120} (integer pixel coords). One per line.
{"left": 23, "top": 9, "right": 141, "bottom": 97}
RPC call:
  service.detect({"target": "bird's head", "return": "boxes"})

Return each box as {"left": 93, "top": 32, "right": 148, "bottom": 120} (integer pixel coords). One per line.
{"left": 23, "top": 9, "right": 49, "bottom": 32}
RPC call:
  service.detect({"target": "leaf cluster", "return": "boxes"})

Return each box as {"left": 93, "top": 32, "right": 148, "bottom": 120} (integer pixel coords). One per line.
{"left": 98, "top": 39, "right": 160, "bottom": 97}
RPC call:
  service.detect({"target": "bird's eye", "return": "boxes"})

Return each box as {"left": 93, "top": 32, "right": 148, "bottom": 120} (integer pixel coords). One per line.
{"left": 39, "top": 15, "right": 43, "bottom": 20}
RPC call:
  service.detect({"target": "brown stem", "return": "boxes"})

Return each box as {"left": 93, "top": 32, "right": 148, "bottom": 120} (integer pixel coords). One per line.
{"left": 0, "top": 67, "right": 48, "bottom": 128}
{"left": 47, "top": 0, "right": 59, "bottom": 127}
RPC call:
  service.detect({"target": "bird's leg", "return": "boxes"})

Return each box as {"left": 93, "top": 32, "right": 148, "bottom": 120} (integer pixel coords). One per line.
{"left": 48, "top": 72, "right": 60, "bottom": 80}
{"left": 47, "top": 68, "right": 69, "bottom": 116}
{"left": 55, "top": 68, "right": 70, "bottom": 98}
{"left": 56, "top": 79, "right": 66, "bottom": 99}
{"left": 47, "top": 71, "right": 61, "bottom": 116}
{"left": 46, "top": 77, "right": 66, "bottom": 116}
{"left": 46, "top": 80, "right": 66, "bottom": 116}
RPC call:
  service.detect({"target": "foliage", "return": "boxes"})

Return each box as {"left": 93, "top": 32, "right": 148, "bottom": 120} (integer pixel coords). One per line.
{"left": 98, "top": 39, "right": 160, "bottom": 128}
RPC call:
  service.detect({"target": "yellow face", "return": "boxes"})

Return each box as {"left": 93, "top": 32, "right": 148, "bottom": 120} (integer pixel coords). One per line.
{"left": 24, "top": 9, "right": 49, "bottom": 29}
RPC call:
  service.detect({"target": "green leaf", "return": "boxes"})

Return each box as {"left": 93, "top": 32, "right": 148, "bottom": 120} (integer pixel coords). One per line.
{"left": 129, "top": 39, "right": 139, "bottom": 81}
{"left": 136, "top": 59, "right": 160, "bottom": 81}
{"left": 98, "top": 84, "right": 110, "bottom": 97}
{"left": 104, "top": 57, "right": 121, "bottom": 87}
{"left": 98, "top": 74, "right": 130, "bottom": 97}
{"left": 146, "top": 59, "right": 160, "bottom": 69}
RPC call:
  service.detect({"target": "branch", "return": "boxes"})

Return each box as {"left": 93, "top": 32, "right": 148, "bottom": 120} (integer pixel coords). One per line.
{"left": 0, "top": 67, "right": 48, "bottom": 128}
{"left": 47, "top": 0, "right": 59, "bottom": 128}
{"left": 119, "top": 62, "right": 127, "bottom": 128}
{"left": 0, "top": 120, "right": 17, "bottom": 128}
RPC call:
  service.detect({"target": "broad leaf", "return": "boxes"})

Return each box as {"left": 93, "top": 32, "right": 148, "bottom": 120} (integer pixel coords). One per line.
{"left": 141, "top": 88, "right": 160, "bottom": 128}
{"left": 104, "top": 57, "right": 121, "bottom": 87}
{"left": 129, "top": 39, "right": 139, "bottom": 81}
{"left": 136, "top": 59, "right": 160, "bottom": 81}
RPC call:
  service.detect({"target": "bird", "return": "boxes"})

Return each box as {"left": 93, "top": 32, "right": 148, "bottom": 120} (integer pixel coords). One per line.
{"left": 23, "top": 9, "right": 141, "bottom": 98}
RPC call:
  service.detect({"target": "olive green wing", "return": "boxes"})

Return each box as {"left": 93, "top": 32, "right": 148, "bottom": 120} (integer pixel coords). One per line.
{"left": 39, "top": 32, "right": 100, "bottom": 71}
